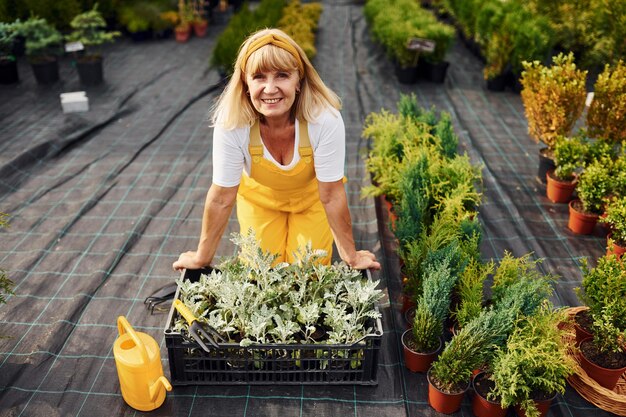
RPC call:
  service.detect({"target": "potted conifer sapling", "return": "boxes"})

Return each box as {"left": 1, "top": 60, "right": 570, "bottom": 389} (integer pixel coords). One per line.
{"left": 66, "top": 5, "right": 120, "bottom": 86}
{"left": 0, "top": 22, "right": 19, "bottom": 84}
{"left": 15, "top": 16, "right": 62, "bottom": 84}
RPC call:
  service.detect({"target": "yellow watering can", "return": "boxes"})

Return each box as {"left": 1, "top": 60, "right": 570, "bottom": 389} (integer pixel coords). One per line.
{"left": 113, "top": 316, "right": 172, "bottom": 411}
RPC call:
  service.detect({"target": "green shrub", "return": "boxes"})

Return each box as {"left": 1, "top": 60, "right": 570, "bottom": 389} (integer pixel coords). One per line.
{"left": 587, "top": 60, "right": 626, "bottom": 143}
{"left": 452, "top": 258, "right": 493, "bottom": 328}
{"left": 15, "top": 16, "right": 62, "bottom": 60}
{"left": 577, "top": 254, "right": 626, "bottom": 330}
{"left": 0, "top": 21, "right": 19, "bottom": 60}
{"left": 553, "top": 135, "right": 585, "bottom": 181}
{"left": 520, "top": 53, "right": 587, "bottom": 151}
{"left": 489, "top": 305, "right": 574, "bottom": 417}
{"left": 576, "top": 160, "right": 612, "bottom": 214}
{"left": 66, "top": 4, "right": 120, "bottom": 56}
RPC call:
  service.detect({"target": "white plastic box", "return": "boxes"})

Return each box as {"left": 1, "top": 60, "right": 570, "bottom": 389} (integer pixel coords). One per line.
{"left": 60, "top": 91, "right": 89, "bottom": 113}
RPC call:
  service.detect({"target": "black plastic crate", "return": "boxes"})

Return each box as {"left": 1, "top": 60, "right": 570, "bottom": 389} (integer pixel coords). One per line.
{"left": 164, "top": 268, "right": 383, "bottom": 385}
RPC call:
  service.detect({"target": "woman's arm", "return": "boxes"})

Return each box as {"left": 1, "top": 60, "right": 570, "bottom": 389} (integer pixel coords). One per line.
{"left": 318, "top": 180, "right": 381, "bottom": 270}
{"left": 173, "top": 183, "right": 239, "bottom": 271}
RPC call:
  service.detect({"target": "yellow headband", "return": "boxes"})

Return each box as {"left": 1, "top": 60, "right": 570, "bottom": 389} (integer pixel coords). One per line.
{"left": 241, "top": 33, "right": 304, "bottom": 75}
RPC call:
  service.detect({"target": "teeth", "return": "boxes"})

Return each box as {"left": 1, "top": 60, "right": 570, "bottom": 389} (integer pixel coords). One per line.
{"left": 262, "top": 98, "right": 280, "bottom": 104}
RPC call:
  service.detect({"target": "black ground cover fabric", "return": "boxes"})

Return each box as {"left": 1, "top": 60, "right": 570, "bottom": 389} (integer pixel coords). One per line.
{"left": 0, "top": 1, "right": 614, "bottom": 416}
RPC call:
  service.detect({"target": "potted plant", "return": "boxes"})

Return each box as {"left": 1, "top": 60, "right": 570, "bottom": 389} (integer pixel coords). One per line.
{"left": 65, "top": 5, "right": 120, "bottom": 86}
{"left": 576, "top": 254, "right": 626, "bottom": 345}
{"left": 602, "top": 197, "right": 626, "bottom": 258}
{"left": 451, "top": 258, "right": 492, "bottom": 331}
{"left": 402, "top": 255, "right": 457, "bottom": 372}
{"left": 488, "top": 304, "right": 574, "bottom": 417}
{"left": 578, "top": 302, "right": 626, "bottom": 390}
{"left": 546, "top": 134, "right": 584, "bottom": 203}
{"left": 190, "top": 0, "right": 208, "bottom": 38}
{"left": 418, "top": 18, "right": 455, "bottom": 83}
{"left": 174, "top": 0, "right": 193, "bottom": 42}
{"left": 0, "top": 21, "right": 19, "bottom": 84}
{"left": 15, "top": 16, "right": 62, "bottom": 84}
{"left": 520, "top": 52, "right": 587, "bottom": 183}
{"left": 569, "top": 160, "right": 612, "bottom": 235}
{"left": 586, "top": 60, "right": 626, "bottom": 143}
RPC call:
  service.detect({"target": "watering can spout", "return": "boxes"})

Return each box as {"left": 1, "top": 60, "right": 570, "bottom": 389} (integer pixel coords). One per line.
{"left": 149, "top": 376, "right": 172, "bottom": 402}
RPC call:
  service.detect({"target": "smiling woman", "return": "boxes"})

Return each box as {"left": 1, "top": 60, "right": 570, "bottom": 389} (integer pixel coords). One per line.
{"left": 173, "top": 28, "right": 380, "bottom": 272}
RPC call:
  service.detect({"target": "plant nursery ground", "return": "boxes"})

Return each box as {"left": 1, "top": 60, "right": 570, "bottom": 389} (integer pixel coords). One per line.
{"left": 0, "top": 0, "right": 613, "bottom": 416}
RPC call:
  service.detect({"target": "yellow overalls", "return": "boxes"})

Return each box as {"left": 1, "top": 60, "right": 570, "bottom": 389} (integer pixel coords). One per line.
{"left": 236, "top": 119, "right": 333, "bottom": 265}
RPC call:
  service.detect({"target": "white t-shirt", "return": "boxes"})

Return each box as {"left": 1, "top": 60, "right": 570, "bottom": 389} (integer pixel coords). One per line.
{"left": 212, "top": 108, "right": 346, "bottom": 187}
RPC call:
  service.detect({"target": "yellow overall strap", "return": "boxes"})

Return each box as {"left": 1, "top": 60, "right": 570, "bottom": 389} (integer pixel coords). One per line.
{"left": 249, "top": 120, "right": 263, "bottom": 163}
{"left": 298, "top": 119, "right": 312, "bottom": 163}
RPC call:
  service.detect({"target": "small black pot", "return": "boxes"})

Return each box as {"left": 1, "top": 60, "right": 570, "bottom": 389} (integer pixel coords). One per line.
{"left": 420, "top": 60, "right": 449, "bottom": 84}
{"left": 0, "top": 58, "right": 19, "bottom": 84}
{"left": 486, "top": 73, "right": 507, "bottom": 92}
{"left": 31, "top": 57, "right": 59, "bottom": 84}
{"left": 394, "top": 63, "right": 418, "bottom": 85}
{"left": 537, "top": 147, "right": 556, "bottom": 184}
{"left": 76, "top": 57, "right": 103, "bottom": 86}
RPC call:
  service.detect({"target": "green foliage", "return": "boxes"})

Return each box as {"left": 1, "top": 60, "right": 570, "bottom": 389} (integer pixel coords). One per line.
{"left": 452, "top": 258, "right": 493, "bottom": 328}
{"left": 0, "top": 20, "right": 19, "bottom": 59}
{"left": 591, "top": 302, "right": 626, "bottom": 354}
{"left": 21, "top": 0, "right": 82, "bottom": 31}
{"left": 411, "top": 252, "right": 458, "bottom": 352}
{"left": 117, "top": 1, "right": 174, "bottom": 34}
{"left": 434, "top": 112, "right": 458, "bottom": 159}
{"left": 175, "top": 231, "right": 383, "bottom": 345}
{"left": 211, "top": 0, "right": 287, "bottom": 75}
{"left": 279, "top": 1, "right": 322, "bottom": 60}
{"left": 15, "top": 15, "right": 62, "bottom": 59}
{"left": 577, "top": 254, "right": 626, "bottom": 331}
{"left": 587, "top": 60, "right": 626, "bottom": 143}
{"left": 65, "top": 4, "right": 120, "bottom": 55}
{"left": 553, "top": 135, "right": 585, "bottom": 180}
{"left": 520, "top": 52, "right": 587, "bottom": 150}
{"left": 491, "top": 252, "right": 552, "bottom": 307}
{"left": 576, "top": 159, "right": 612, "bottom": 214}
{"left": 392, "top": 154, "right": 430, "bottom": 247}
{"left": 366, "top": 0, "right": 454, "bottom": 67}
{"left": 603, "top": 197, "right": 626, "bottom": 245}
{"left": 0, "top": 213, "right": 13, "bottom": 307}
{"left": 489, "top": 304, "right": 574, "bottom": 417}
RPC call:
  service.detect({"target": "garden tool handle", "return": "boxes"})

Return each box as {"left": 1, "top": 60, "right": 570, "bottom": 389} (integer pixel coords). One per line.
{"left": 173, "top": 299, "right": 197, "bottom": 325}
{"left": 117, "top": 316, "right": 150, "bottom": 365}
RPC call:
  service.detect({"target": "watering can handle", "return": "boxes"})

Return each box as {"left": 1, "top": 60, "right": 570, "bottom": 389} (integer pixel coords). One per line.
{"left": 117, "top": 316, "right": 150, "bottom": 365}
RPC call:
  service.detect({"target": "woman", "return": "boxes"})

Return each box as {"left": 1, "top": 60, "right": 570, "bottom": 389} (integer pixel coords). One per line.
{"left": 173, "top": 28, "right": 380, "bottom": 271}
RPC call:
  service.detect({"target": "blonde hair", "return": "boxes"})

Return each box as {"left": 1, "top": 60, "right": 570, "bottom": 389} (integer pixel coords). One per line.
{"left": 211, "top": 28, "right": 341, "bottom": 129}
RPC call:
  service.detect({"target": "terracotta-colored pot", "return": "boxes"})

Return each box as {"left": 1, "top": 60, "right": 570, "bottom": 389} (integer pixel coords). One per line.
{"left": 568, "top": 200, "right": 599, "bottom": 235}
{"left": 471, "top": 372, "right": 508, "bottom": 417}
{"left": 513, "top": 393, "right": 556, "bottom": 417}
{"left": 175, "top": 25, "right": 191, "bottom": 43}
{"left": 573, "top": 309, "right": 593, "bottom": 346}
{"left": 401, "top": 330, "right": 441, "bottom": 372}
{"left": 546, "top": 170, "right": 576, "bottom": 203}
{"left": 427, "top": 367, "right": 469, "bottom": 414}
{"left": 578, "top": 337, "right": 626, "bottom": 390}
{"left": 606, "top": 234, "right": 626, "bottom": 259}
{"left": 192, "top": 20, "right": 208, "bottom": 37}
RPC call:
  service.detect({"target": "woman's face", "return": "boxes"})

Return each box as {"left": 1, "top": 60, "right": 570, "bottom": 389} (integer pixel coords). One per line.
{"left": 246, "top": 69, "right": 300, "bottom": 121}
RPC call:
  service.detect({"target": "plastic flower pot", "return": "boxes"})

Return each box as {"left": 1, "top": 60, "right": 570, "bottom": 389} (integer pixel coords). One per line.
{"left": 578, "top": 336, "right": 626, "bottom": 390}
{"left": 427, "top": 367, "right": 469, "bottom": 414}
{"left": 471, "top": 372, "right": 508, "bottom": 417}
{"left": 401, "top": 330, "right": 441, "bottom": 372}
{"left": 568, "top": 200, "right": 599, "bottom": 235}
{"left": 546, "top": 170, "right": 576, "bottom": 203}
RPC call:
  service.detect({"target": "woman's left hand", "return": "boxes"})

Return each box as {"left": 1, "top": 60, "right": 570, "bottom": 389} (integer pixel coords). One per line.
{"left": 350, "top": 250, "right": 381, "bottom": 270}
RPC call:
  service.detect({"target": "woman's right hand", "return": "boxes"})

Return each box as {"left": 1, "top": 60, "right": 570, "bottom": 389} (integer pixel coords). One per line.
{"left": 172, "top": 251, "right": 210, "bottom": 271}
